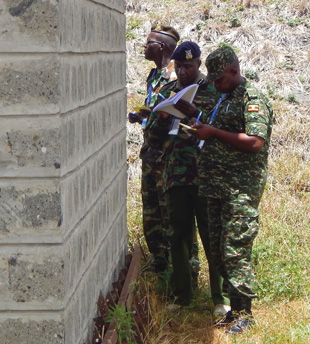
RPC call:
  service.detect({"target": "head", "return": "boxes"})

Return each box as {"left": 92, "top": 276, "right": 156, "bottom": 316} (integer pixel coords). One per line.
{"left": 205, "top": 46, "right": 242, "bottom": 93}
{"left": 144, "top": 24, "right": 179, "bottom": 62}
{"left": 171, "top": 41, "right": 202, "bottom": 87}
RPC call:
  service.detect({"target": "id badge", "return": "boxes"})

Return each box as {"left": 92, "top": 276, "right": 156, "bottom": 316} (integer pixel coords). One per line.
{"left": 169, "top": 118, "right": 180, "bottom": 135}
{"left": 198, "top": 140, "right": 205, "bottom": 149}
{"left": 141, "top": 118, "right": 147, "bottom": 130}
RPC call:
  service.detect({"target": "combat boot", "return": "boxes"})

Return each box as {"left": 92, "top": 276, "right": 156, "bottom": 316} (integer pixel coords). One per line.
{"left": 226, "top": 298, "right": 254, "bottom": 334}
{"left": 214, "top": 310, "right": 236, "bottom": 327}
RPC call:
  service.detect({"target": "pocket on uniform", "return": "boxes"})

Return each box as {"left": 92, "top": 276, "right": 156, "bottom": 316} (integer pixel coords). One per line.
{"left": 230, "top": 193, "right": 259, "bottom": 218}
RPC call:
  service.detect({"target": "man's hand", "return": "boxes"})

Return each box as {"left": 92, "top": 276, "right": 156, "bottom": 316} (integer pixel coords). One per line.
{"left": 128, "top": 109, "right": 150, "bottom": 124}
{"left": 188, "top": 122, "right": 212, "bottom": 139}
{"left": 174, "top": 99, "right": 198, "bottom": 118}
{"left": 189, "top": 122, "right": 265, "bottom": 152}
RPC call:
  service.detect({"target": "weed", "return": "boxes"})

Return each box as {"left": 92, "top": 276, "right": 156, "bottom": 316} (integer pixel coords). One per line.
{"left": 267, "top": 84, "right": 283, "bottom": 100}
{"left": 287, "top": 18, "right": 298, "bottom": 27}
{"left": 298, "top": 76, "right": 305, "bottom": 83}
{"left": 230, "top": 15, "right": 241, "bottom": 27}
{"left": 106, "top": 304, "right": 137, "bottom": 344}
{"left": 196, "top": 21, "right": 208, "bottom": 32}
{"left": 277, "top": 61, "right": 294, "bottom": 70}
{"left": 245, "top": 69, "right": 259, "bottom": 81}
{"left": 287, "top": 93, "right": 299, "bottom": 104}
{"left": 126, "top": 17, "right": 143, "bottom": 40}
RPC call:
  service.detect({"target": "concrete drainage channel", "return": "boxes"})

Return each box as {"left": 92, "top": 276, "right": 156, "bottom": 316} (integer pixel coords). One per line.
{"left": 83, "top": 246, "right": 149, "bottom": 344}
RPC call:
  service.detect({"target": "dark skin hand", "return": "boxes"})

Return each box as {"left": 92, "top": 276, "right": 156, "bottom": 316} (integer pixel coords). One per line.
{"left": 173, "top": 99, "right": 198, "bottom": 118}
{"left": 158, "top": 99, "right": 198, "bottom": 119}
{"left": 188, "top": 121, "right": 265, "bottom": 153}
{"left": 128, "top": 109, "right": 151, "bottom": 124}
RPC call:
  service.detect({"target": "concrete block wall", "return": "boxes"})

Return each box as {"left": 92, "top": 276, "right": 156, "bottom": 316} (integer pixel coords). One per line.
{"left": 0, "top": 1, "right": 127, "bottom": 343}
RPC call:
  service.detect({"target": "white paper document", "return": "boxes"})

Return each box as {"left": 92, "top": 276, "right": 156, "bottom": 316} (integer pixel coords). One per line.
{"left": 153, "top": 84, "right": 199, "bottom": 119}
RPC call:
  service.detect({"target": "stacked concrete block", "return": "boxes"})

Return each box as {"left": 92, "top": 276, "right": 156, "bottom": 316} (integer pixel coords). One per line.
{"left": 0, "top": 1, "right": 127, "bottom": 343}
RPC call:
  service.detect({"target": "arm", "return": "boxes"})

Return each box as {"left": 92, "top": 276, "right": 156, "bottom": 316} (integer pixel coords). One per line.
{"left": 191, "top": 123, "right": 264, "bottom": 153}
{"left": 144, "top": 110, "right": 172, "bottom": 149}
{"left": 128, "top": 109, "right": 150, "bottom": 124}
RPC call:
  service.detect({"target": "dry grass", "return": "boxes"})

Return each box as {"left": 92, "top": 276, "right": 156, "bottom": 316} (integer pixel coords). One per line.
{"left": 125, "top": 0, "right": 310, "bottom": 342}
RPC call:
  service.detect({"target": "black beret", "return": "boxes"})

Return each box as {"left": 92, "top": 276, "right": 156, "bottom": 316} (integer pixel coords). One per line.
{"left": 171, "top": 41, "right": 201, "bottom": 61}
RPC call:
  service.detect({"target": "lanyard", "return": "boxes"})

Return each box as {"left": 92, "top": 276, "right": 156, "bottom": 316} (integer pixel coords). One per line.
{"left": 198, "top": 93, "right": 226, "bottom": 149}
{"left": 146, "top": 68, "right": 157, "bottom": 108}
{"left": 209, "top": 93, "right": 226, "bottom": 124}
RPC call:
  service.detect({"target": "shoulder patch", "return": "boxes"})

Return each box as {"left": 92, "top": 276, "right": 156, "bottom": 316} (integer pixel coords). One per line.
{"left": 248, "top": 104, "right": 259, "bottom": 112}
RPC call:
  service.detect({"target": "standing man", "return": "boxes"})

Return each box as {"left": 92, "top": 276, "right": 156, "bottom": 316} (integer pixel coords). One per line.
{"left": 191, "top": 46, "right": 273, "bottom": 333}
{"left": 146, "top": 42, "right": 229, "bottom": 312}
{"left": 128, "top": 25, "right": 180, "bottom": 272}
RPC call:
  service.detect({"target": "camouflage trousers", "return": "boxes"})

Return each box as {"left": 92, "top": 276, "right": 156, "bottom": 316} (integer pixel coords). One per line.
{"left": 165, "top": 185, "right": 228, "bottom": 305}
{"left": 141, "top": 160, "right": 170, "bottom": 271}
{"left": 207, "top": 193, "right": 260, "bottom": 299}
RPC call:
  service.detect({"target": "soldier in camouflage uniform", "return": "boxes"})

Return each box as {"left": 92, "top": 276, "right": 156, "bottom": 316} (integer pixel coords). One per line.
{"left": 128, "top": 25, "right": 179, "bottom": 272}
{"left": 190, "top": 46, "right": 273, "bottom": 333}
{"left": 146, "top": 42, "right": 229, "bottom": 309}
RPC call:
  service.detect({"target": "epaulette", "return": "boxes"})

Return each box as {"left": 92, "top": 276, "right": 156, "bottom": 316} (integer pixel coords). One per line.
{"left": 160, "top": 79, "right": 177, "bottom": 91}
{"left": 245, "top": 85, "right": 259, "bottom": 100}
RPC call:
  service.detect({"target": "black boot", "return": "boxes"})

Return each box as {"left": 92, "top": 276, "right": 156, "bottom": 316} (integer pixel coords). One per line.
{"left": 226, "top": 298, "right": 254, "bottom": 334}
{"left": 230, "top": 297, "right": 252, "bottom": 313}
{"left": 214, "top": 310, "right": 236, "bottom": 327}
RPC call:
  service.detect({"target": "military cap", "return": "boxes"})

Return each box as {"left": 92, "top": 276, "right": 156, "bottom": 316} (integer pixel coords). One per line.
{"left": 151, "top": 24, "right": 180, "bottom": 42}
{"left": 171, "top": 41, "right": 201, "bottom": 61}
{"left": 205, "top": 46, "right": 238, "bottom": 82}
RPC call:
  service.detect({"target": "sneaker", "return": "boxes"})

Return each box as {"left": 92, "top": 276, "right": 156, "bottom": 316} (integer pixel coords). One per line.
{"left": 225, "top": 314, "right": 254, "bottom": 334}
{"left": 213, "top": 304, "right": 231, "bottom": 317}
{"left": 214, "top": 310, "right": 235, "bottom": 327}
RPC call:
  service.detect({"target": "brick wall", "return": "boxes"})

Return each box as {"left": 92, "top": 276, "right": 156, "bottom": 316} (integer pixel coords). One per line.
{"left": 0, "top": 1, "right": 127, "bottom": 343}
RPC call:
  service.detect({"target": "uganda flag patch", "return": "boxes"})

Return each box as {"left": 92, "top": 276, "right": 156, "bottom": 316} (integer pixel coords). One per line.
{"left": 248, "top": 104, "right": 259, "bottom": 112}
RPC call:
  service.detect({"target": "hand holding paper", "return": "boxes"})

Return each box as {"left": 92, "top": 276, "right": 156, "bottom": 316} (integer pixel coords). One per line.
{"left": 153, "top": 84, "right": 199, "bottom": 119}
{"left": 189, "top": 122, "right": 213, "bottom": 139}
{"left": 173, "top": 99, "right": 198, "bottom": 118}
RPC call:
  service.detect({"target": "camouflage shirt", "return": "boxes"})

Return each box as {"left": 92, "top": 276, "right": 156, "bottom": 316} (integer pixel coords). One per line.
{"left": 146, "top": 73, "right": 220, "bottom": 192}
{"left": 140, "top": 61, "right": 177, "bottom": 162}
{"left": 199, "top": 79, "right": 273, "bottom": 200}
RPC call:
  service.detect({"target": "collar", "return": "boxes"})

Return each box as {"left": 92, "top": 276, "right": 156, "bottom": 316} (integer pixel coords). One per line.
{"left": 176, "top": 70, "right": 206, "bottom": 90}
{"left": 227, "top": 77, "right": 248, "bottom": 99}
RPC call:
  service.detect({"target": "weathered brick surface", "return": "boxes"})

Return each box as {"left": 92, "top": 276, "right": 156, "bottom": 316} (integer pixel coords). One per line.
{"left": 0, "top": 317, "right": 64, "bottom": 344}
{"left": 0, "top": 183, "right": 62, "bottom": 242}
{"left": 59, "top": 0, "right": 125, "bottom": 52}
{"left": 0, "top": 0, "right": 59, "bottom": 52}
{"left": 0, "top": 0, "right": 127, "bottom": 343}
{"left": 0, "top": 55, "right": 60, "bottom": 115}
{"left": 60, "top": 54, "right": 126, "bottom": 113}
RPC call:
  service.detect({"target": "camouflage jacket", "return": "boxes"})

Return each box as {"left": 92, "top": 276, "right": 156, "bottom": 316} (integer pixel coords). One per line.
{"left": 199, "top": 79, "right": 273, "bottom": 201}
{"left": 140, "top": 61, "right": 177, "bottom": 162}
{"left": 146, "top": 74, "right": 220, "bottom": 192}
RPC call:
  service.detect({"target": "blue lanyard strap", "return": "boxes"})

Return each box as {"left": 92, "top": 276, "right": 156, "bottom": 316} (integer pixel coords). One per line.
{"left": 146, "top": 68, "right": 157, "bottom": 108}
{"left": 209, "top": 93, "right": 226, "bottom": 124}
